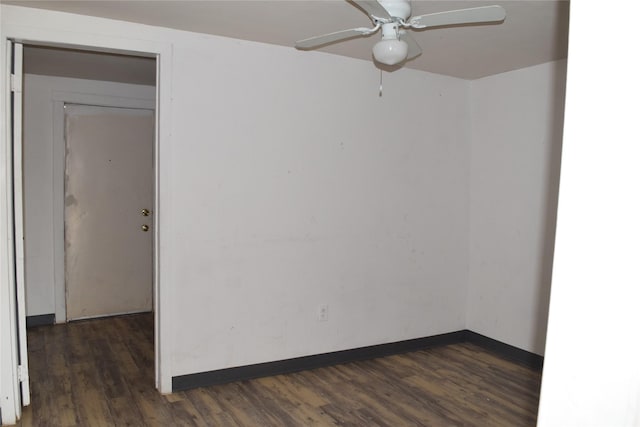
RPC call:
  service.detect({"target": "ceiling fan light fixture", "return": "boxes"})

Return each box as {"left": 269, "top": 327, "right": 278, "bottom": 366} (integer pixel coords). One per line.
{"left": 372, "top": 38, "right": 408, "bottom": 65}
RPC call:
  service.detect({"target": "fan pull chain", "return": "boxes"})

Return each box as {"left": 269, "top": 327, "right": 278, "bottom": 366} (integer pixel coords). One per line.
{"left": 379, "top": 69, "right": 383, "bottom": 97}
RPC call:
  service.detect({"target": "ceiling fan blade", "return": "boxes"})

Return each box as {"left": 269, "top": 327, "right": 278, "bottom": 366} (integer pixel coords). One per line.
{"left": 399, "top": 31, "right": 422, "bottom": 60}
{"left": 295, "top": 27, "right": 375, "bottom": 50}
{"left": 410, "top": 5, "right": 506, "bottom": 29}
{"left": 351, "top": 0, "right": 391, "bottom": 20}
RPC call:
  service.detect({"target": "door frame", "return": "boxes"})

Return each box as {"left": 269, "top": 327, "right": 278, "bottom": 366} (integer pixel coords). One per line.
{"left": 1, "top": 20, "right": 175, "bottom": 424}
{"left": 1, "top": 39, "right": 29, "bottom": 424}
{"left": 53, "top": 95, "right": 156, "bottom": 323}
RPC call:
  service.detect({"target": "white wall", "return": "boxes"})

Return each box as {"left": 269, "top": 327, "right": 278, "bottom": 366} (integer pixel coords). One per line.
{"left": 466, "top": 60, "right": 566, "bottom": 354}
{"left": 537, "top": 2, "right": 640, "bottom": 425}
{"left": 168, "top": 32, "right": 471, "bottom": 376}
{"left": 23, "top": 74, "right": 155, "bottom": 317}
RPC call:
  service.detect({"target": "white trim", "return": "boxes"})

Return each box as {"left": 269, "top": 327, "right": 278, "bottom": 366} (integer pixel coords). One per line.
{"left": 52, "top": 91, "right": 156, "bottom": 110}
{"left": 12, "top": 41, "right": 31, "bottom": 409}
{"left": 1, "top": 38, "right": 20, "bottom": 426}
{"left": 155, "top": 43, "right": 174, "bottom": 396}
{"left": 1, "top": 26, "right": 174, "bottom": 423}
{"left": 51, "top": 93, "right": 155, "bottom": 324}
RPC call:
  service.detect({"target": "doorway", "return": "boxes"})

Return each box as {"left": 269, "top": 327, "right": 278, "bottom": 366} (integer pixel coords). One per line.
{"left": 22, "top": 45, "right": 157, "bottom": 321}
{"left": 2, "top": 27, "right": 172, "bottom": 422}
{"left": 20, "top": 44, "right": 158, "bottom": 399}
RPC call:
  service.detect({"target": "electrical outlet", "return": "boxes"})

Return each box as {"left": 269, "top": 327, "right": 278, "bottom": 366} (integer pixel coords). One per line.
{"left": 317, "top": 304, "right": 329, "bottom": 322}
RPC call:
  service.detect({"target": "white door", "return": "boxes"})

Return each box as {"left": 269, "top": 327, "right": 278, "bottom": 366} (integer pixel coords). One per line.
{"left": 64, "top": 104, "right": 154, "bottom": 320}
{"left": 7, "top": 40, "right": 31, "bottom": 417}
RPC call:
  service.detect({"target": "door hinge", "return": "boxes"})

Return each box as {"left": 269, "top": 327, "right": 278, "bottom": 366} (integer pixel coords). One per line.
{"left": 10, "top": 73, "right": 22, "bottom": 93}
{"left": 17, "top": 364, "right": 28, "bottom": 382}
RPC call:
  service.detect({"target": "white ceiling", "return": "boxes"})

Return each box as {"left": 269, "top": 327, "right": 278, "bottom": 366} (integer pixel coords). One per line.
{"left": 3, "top": 0, "right": 570, "bottom": 80}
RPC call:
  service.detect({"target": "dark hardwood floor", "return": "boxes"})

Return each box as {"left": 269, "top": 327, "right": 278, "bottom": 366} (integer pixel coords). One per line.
{"left": 17, "top": 314, "right": 541, "bottom": 426}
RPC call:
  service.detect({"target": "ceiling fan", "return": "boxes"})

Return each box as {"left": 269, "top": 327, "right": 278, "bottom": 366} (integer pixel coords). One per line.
{"left": 295, "top": 0, "right": 506, "bottom": 66}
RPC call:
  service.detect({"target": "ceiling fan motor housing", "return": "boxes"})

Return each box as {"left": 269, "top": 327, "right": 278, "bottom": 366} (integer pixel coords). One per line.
{"left": 378, "top": 0, "right": 412, "bottom": 20}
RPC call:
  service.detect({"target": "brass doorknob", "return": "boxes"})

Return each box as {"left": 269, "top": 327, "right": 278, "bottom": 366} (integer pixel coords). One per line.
{"left": 141, "top": 209, "right": 150, "bottom": 216}
{"left": 141, "top": 225, "right": 149, "bottom": 232}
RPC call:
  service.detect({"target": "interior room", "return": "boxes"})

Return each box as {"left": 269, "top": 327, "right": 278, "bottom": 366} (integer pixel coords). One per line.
{"left": 2, "top": 1, "right": 639, "bottom": 426}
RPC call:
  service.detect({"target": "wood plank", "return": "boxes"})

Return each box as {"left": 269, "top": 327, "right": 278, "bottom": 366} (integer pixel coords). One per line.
{"left": 18, "top": 314, "right": 542, "bottom": 426}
